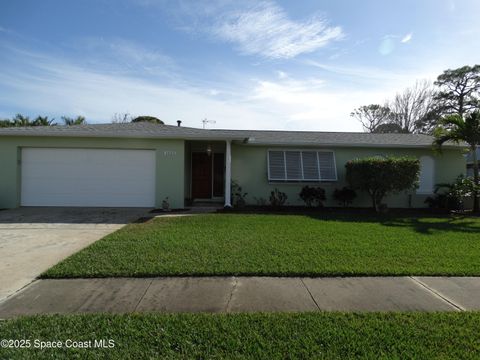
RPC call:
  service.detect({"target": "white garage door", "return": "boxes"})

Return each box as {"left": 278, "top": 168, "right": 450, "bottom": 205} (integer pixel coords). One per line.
{"left": 21, "top": 148, "right": 156, "bottom": 207}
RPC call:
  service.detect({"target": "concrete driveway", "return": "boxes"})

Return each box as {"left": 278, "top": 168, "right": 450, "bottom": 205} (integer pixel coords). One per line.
{"left": 0, "top": 207, "right": 148, "bottom": 301}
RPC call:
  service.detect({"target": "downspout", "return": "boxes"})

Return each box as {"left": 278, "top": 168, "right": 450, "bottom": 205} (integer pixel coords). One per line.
{"left": 224, "top": 139, "right": 232, "bottom": 208}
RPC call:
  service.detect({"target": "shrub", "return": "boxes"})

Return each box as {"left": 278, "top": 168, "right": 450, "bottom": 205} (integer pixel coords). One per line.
{"left": 345, "top": 156, "right": 420, "bottom": 212}
{"left": 231, "top": 181, "right": 248, "bottom": 208}
{"left": 299, "top": 186, "right": 326, "bottom": 207}
{"left": 426, "top": 175, "right": 480, "bottom": 211}
{"left": 333, "top": 187, "right": 357, "bottom": 207}
{"left": 269, "top": 188, "right": 287, "bottom": 207}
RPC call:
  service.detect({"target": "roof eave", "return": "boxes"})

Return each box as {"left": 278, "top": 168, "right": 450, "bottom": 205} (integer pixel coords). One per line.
{"left": 241, "top": 141, "right": 466, "bottom": 149}
{"left": 0, "top": 132, "right": 246, "bottom": 141}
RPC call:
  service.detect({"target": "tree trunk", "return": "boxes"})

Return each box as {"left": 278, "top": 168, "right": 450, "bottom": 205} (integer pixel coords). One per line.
{"left": 472, "top": 146, "right": 479, "bottom": 212}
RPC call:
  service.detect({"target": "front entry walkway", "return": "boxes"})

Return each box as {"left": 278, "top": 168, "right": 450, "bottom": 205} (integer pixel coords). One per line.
{"left": 1, "top": 276, "right": 480, "bottom": 318}
{"left": 0, "top": 207, "right": 148, "bottom": 301}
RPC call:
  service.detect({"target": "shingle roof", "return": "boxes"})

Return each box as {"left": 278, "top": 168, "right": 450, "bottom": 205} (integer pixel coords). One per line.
{"left": 212, "top": 129, "right": 459, "bottom": 148}
{"left": 0, "top": 122, "right": 245, "bottom": 141}
{"left": 0, "top": 122, "right": 464, "bottom": 148}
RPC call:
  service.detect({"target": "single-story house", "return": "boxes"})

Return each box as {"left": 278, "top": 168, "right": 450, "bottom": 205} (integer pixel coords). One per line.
{"left": 0, "top": 122, "right": 466, "bottom": 209}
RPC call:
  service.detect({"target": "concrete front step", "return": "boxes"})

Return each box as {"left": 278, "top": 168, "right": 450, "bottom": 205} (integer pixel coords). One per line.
{"left": 1, "top": 276, "right": 479, "bottom": 318}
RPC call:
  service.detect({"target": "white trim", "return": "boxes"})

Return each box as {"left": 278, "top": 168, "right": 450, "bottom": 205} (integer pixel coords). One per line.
{"left": 267, "top": 149, "right": 338, "bottom": 182}
{"left": 224, "top": 140, "right": 232, "bottom": 207}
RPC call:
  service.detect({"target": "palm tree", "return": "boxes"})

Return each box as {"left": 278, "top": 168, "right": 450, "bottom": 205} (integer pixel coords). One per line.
{"left": 434, "top": 111, "right": 480, "bottom": 212}
{"left": 12, "top": 114, "right": 31, "bottom": 127}
{"left": 32, "top": 116, "right": 56, "bottom": 126}
{"left": 62, "top": 116, "right": 86, "bottom": 126}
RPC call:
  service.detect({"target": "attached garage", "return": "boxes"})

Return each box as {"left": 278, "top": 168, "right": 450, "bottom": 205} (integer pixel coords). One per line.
{"left": 20, "top": 148, "right": 156, "bottom": 207}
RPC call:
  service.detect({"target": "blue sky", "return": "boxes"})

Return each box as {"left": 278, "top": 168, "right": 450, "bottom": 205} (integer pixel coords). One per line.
{"left": 0, "top": 0, "right": 479, "bottom": 131}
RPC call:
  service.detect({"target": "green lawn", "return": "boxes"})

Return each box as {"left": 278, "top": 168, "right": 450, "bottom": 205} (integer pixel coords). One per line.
{"left": 43, "top": 213, "right": 480, "bottom": 278}
{"left": 1, "top": 312, "right": 480, "bottom": 359}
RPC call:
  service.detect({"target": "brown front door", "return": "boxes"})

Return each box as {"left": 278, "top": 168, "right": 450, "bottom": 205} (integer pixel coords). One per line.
{"left": 191, "top": 152, "right": 212, "bottom": 199}
{"left": 213, "top": 153, "right": 225, "bottom": 197}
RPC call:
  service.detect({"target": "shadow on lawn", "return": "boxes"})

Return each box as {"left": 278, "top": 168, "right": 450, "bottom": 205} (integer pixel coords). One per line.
{"left": 376, "top": 217, "right": 480, "bottom": 235}
{"left": 219, "top": 207, "right": 480, "bottom": 235}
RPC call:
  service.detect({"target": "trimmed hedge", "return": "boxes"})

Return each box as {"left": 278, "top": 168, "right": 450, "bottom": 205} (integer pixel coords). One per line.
{"left": 346, "top": 156, "right": 420, "bottom": 211}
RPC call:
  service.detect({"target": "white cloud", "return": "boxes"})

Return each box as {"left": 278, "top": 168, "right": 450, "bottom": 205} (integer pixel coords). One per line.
{"left": 250, "top": 77, "right": 395, "bottom": 131}
{"left": 212, "top": 1, "right": 343, "bottom": 59}
{"left": 401, "top": 32, "right": 413, "bottom": 43}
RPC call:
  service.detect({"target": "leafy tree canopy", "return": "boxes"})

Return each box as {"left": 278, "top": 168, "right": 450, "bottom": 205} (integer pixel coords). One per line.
{"left": 350, "top": 104, "right": 392, "bottom": 133}
{"left": 131, "top": 116, "right": 164, "bottom": 124}
{"left": 434, "top": 65, "right": 480, "bottom": 116}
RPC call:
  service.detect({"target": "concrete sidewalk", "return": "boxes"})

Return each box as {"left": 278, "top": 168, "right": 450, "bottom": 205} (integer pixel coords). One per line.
{"left": 1, "top": 276, "right": 480, "bottom": 318}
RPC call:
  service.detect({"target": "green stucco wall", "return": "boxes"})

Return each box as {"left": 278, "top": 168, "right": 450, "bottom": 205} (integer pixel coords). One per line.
{"left": 0, "top": 136, "right": 185, "bottom": 209}
{"left": 231, "top": 144, "right": 466, "bottom": 208}
{"left": 0, "top": 136, "right": 467, "bottom": 210}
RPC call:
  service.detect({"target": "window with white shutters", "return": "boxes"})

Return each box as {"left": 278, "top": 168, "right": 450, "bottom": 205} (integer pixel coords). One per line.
{"left": 317, "top": 151, "right": 336, "bottom": 181}
{"left": 301, "top": 151, "right": 320, "bottom": 181}
{"left": 267, "top": 150, "right": 337, "bottom": 182}
{"left": 285, "top": 151, "right": 302, "bottom": 180}
{"left": 268, "top": 151, "right": 286, "bottom": 180}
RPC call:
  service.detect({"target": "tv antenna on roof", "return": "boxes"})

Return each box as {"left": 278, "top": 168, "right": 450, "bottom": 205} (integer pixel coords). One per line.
{"left": 202, "top": 118, "right": 216, "bottom": 129}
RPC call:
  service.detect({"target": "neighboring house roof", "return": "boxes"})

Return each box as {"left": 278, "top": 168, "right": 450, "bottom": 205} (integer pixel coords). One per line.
{"left": 0, "top": 122, "right": 465, "bottom": 149}
{"left": 466, "top": 147, "right": 480, "bottom": 164}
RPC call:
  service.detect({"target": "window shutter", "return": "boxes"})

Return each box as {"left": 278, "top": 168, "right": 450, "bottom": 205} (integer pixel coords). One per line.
{"left": 285, "top": 151, "right": 302, "bottom": 180}
{"left": 268, "top": 151, "right": 286, "bottom": 180}
{"left": 301, "top": 151, "right": 320, "bottom": 180}
{"left": 318, "top": 152, "right": 336, "bottom": 180}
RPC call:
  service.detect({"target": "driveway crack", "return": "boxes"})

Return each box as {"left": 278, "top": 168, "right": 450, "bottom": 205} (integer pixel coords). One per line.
{"left": 301, "top": 278, "right": 320, "bottom": 311}
{"left": 225, "top": 277, "right": 238, "bottom": 313}
{"left": 134, "top": 279, "right": 153, "bottom": 312}
{"left": 409, "top": 276, "right": 464, "bottom": 312}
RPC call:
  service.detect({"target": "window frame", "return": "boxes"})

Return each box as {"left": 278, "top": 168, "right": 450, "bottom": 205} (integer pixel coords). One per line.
{"left": 267, "top": 149, "right": 338, "bottom": 183}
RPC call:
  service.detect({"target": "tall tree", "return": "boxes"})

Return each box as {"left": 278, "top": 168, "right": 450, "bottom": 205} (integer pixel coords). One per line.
{"left": 389, "top": 80, "right": 437, "bottom": 134}
{"left": 434, "top": 65, "right": 480, "bottom": 117}
{"left": 62, "top": 116, "right": 87, "bottom": 126}
{"left": 434, "top": 111, "right": 480, "bottom": 212}
{"left": 350, "top": 104, "right": 392, "bottom": 133}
